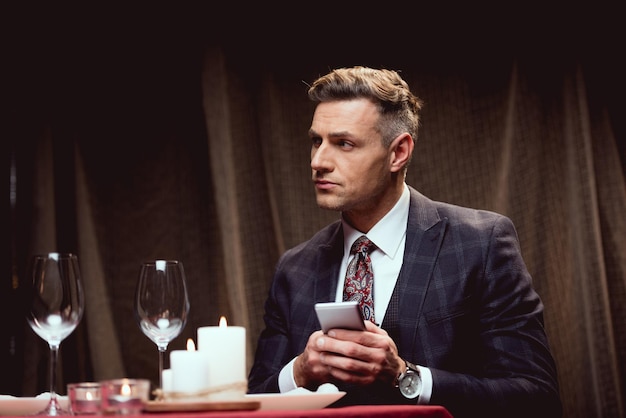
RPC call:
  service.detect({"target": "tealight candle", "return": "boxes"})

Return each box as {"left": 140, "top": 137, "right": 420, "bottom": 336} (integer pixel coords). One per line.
{"left": 170, "top": 338, "right": 210, "bottom": 398}
{"left": 100, "top": 378, "right": 150, "bottom": 415}
{"left": 161, "top": 369, "right": 173, "bottom": 393}
{"left": 67, "top": 382, "right": 101, "bottom": 415}
{"left": 197, "top": 316, "right": 246, "bottom": 400}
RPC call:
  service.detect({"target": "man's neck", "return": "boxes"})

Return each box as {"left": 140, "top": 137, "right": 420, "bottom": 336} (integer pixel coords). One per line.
{"left": 342, "top": 183, "right": 405, "bottom": 233}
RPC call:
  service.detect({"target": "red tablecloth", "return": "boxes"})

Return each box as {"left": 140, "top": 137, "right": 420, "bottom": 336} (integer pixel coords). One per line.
{"left": 61, "top": 405, "right": 453, "bottom": 418}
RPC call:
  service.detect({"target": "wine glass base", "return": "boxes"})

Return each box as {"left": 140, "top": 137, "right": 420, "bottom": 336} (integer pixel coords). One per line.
{"left": 33, "top": 399, "right": 72, "bottom": 416}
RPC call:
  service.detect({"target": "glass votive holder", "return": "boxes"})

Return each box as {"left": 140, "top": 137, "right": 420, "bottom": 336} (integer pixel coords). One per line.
{"left": 100, "top": 378, "right": 150, "bottom": 415}
{"left": 68, "top": 382, "right": 102, "bottom": 415}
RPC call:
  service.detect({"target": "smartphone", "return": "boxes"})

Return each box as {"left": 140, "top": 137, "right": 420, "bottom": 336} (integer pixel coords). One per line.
{"left": 314, "top": 301, "right": 366, "bottom": 333}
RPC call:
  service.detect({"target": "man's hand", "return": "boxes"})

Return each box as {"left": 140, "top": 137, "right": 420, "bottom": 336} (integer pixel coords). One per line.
{"left": 294, "top": 321, "right": 404, "bottom": 389}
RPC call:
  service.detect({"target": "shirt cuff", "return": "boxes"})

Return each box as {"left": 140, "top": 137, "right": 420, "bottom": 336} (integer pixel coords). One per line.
{"left": 416, "top": 366, "right": 433, "bottom": 404}
{"left": 280, "top": 356, "right": 433, "bottom": 404}
{"left": 278, "top": 357, "right": 299, "bottom": 393}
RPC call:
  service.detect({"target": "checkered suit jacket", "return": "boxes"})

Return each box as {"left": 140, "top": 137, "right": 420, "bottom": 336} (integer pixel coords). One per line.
{"left": 248, "top": 186, "right": 561, "bottom": 418}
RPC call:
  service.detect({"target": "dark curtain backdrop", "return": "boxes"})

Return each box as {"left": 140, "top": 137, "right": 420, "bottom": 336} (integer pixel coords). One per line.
{"left": 3, "top": 4, "right": 625, "bottom": 418}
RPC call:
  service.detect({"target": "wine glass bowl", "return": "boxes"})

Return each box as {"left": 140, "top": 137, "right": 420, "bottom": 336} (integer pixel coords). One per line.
{"left": 134, "top": 259, "right": 189, "bottom": 390}
{"left": 27, "top": 252, "right": 84, "bottom": 416}
{"left": 138, "top": 315, "right": 185, "bottom": 348}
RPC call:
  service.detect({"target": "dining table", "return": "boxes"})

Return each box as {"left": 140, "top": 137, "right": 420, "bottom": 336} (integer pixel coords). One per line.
{"left": 39, "top": 405, "right": 452, "bottom": 418}
{"left": 0, "top": 391, "right": 453, "bottom": 417}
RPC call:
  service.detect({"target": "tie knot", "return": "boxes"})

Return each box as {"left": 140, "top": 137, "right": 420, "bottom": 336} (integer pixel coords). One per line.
{"left": 350, "top": 235, "right": 375, "bottom": 255}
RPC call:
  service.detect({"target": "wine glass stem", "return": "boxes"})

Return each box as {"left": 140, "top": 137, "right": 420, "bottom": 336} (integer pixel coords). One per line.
{"left": 158, "top": 346, "right": 166, "bottom": 389}
{"left": 48, "top": 343, "right": 61, "bottom": 411}
{"left": 49, "top": 344, "right": 59, "bottom": 397}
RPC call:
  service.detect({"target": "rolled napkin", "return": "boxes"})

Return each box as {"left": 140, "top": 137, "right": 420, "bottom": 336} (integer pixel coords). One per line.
{"left": 284, "top": 383, "right": 339, "bottom": 396}
{"left": 316, "top": 383, "right": 340, "bottom": 393}
{"left": 0, "top": 393, "right": 70, "bottom": 416}
{"left": 35, "top": 392, "right": 69, "bottom": 400}
{"left": 0, "top": 393, "right": 68, "bottom": 400}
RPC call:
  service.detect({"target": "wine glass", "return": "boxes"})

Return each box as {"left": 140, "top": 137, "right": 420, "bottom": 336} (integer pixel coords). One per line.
{"left": 134, "top": 259, "right": 189, "bottom": 391}
{"left": 27, "top": 252, "right": 85, "bottom": 416}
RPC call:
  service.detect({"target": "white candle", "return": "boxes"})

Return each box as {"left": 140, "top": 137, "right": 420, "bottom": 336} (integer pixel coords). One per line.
{"left": 161, "top": 369, "right": 173, "bottom": 393}
{"left": 197, "top": 316, "right": 246, "bottom": 400}
{"left": 170, "top": 339, "right": 210, "bottom": 396}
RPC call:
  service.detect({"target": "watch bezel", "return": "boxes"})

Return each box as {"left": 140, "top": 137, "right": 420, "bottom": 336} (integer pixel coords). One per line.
{"left": 396, "top": 360, "right": 421, "bottom": 399}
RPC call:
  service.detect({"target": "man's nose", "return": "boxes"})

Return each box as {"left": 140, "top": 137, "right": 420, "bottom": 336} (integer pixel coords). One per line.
{"left": 311, "top": 142, "right": 331, "bottom": 171}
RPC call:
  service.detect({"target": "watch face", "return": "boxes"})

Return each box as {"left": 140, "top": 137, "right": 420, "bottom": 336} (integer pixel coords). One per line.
{"left": 399, "top": 370, "right": 421, "bottom": 398}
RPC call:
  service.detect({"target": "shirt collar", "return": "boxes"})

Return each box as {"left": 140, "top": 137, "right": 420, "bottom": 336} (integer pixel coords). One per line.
{"left": 342, "top": 184, "right": 410, "bottom": 260}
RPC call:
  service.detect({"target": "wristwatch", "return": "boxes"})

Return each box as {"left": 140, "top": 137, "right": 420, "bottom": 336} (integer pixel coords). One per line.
{"left": 395, "top": 359, "right": 422, "bottom": 399}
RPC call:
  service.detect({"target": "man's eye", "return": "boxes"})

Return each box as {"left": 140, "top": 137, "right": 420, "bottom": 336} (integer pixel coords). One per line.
{"left": 311, "top": 137, "right": 322, "bottom": 147}
{"left": 338, "top": 141, "right": 353, "bottom": 149}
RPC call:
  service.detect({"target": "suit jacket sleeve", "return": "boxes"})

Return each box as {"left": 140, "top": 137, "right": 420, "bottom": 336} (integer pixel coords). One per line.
{"left": 247, "top": 222, "right": 342, "bottom": 394}
{"left": 418, "top": 212, "right": 561, "bottom": 418}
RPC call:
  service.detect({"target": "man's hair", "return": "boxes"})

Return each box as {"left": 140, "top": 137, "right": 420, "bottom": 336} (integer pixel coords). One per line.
{"left": 307, "top": 66, "right": 423, "bottom": 147}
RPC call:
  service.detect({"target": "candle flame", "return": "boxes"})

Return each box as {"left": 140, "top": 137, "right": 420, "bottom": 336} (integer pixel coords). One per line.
{"left": 219, "top": 316, "right": 227, "bottom": 327}
{"left": 121, "top": 383, "right": 131, "bottom": 397}
{"left": 86, "top": 392, "right": 93, "bottom": 401}
{"left": 186, "top": 338, "right": 196, "bottom": 351}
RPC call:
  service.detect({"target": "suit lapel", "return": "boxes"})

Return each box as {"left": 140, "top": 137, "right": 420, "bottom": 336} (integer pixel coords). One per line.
{"left": 313, "top": 223, "right": 344, "bottom": 303}
{"left": 388, "top": 188, "right": 448, "bottom": 355}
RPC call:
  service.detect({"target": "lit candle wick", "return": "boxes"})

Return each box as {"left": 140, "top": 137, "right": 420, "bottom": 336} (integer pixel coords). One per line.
{"left": 219, "top": 316, "right": 228, "bottom": 327}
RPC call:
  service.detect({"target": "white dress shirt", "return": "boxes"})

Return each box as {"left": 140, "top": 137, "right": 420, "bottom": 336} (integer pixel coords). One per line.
{"left": 278, "top": 184, "right": 432, "bottom": 403}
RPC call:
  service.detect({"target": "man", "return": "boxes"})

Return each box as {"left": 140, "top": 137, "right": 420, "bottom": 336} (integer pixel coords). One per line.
{"left": 248, "top": 66, "right": 562, "bottom": 418}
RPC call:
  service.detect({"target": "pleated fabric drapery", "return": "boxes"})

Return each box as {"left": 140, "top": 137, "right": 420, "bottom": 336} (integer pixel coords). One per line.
{"left": 7, "top": 41, "right": 625, "bottom": 418}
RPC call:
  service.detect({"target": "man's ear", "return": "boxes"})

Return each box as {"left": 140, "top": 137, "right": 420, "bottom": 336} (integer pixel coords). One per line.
{"left": 389, "top": 133, "right": 414, "bottom": 173}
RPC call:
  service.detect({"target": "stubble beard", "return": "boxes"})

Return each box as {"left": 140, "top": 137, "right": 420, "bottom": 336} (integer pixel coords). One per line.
{"left": 315, "top": 191, "right": 347, "bottom": 212}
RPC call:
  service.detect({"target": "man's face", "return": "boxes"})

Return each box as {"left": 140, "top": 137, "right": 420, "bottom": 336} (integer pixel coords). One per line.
{"left": 308, "top": 98, "right": 393, "bottom": 214}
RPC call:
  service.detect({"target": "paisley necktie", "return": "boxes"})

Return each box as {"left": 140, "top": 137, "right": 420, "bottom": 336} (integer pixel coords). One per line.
{"left": 342, "top": 235, "right": 376, "bottom": 323}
